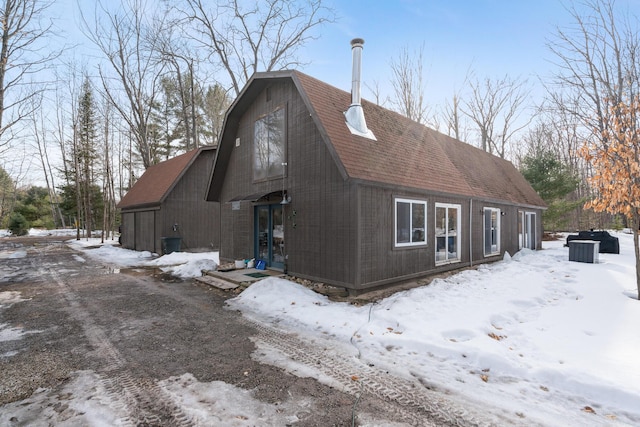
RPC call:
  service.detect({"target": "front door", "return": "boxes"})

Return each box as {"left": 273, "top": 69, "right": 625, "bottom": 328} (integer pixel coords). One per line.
{"left": 255, "top": 204, "right": 284, "bottom": 269}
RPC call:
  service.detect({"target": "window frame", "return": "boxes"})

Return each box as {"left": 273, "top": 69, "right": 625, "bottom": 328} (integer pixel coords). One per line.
{"left": 394, "top": 197, "right": 427, "bottom": 248}
{"left": 483, "top": 207, "right": 501, "bottom": 256}
{"left": 434, "top": 202, "right": 461, "bottom": 265}
{"left": 519, "top": 210, "right": 537, "bottom": 250}
{"left": 253, "top": 105, "right": 286, "bottom": 182}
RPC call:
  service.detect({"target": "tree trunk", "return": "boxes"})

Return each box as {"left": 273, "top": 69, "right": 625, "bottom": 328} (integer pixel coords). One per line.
{"left": 634, "top": 219, "right": 640, "bottom": 300}
{"left": 73, "top": 124, "right": 82, "bottom": 240}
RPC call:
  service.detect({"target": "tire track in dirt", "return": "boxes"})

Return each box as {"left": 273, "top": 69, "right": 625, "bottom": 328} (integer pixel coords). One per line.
{"left": 31, "top": 249, "right": 195, "bottom": 427}
{"left": 245, "top": 318, "right": 500, "bottom": 427}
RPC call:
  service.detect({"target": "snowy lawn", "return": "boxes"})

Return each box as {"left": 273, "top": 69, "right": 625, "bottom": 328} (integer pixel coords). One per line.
{"left": 228, "top": 234, "right": 640, "bottom": 426}
{"left": 3, "top": 228, "right": 639, "bottom": 425}
{"left": 65, "top": 234, "right": 219, "bottom": 276}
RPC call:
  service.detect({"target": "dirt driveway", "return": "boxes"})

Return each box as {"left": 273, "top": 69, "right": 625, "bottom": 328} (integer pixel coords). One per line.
{"left": 0, "top": 236, "right": 441, "bottom": 426}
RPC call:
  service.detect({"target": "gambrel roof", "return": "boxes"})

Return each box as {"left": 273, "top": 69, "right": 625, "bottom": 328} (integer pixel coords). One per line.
{"left": 118, "top": 146, "right": 216, "bottom": 210}
{"left": 207, "top": 70, "right": 545, "bottom": 209}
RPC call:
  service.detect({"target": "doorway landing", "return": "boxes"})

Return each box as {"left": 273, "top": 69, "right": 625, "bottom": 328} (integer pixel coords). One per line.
{"left": 195, "top": 267, "right": 284, "bottom": 290}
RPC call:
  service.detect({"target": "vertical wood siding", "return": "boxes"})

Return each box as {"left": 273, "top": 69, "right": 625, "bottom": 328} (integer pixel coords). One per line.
{"left": 135, "top": 211, "right": 155, "bottom": 252}
{"left": 120, "top": 212, "right": 135, "bottom": 249}
{"left": 216, "top": 78, "right": 544, "bottom": 290}
{"left": 358, "top": 187, "right": 472, "bottom": 288}
{"left": 120, "top": 150, "right": 220, "bottom": 255}
{"left": 161, "top": 151, "right": 220, "bottom": 251}
{"left": 219, "top": 80, "right": 356, "bottom": 285}
{"left": 357, "top": 185, "right": 544, "bottom": 290}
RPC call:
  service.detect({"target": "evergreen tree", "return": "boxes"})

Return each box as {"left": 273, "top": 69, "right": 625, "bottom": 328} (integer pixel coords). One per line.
{"left": 0, "top": 166, "right": 15, "bottom": 228}
{"left": 58, "top": 184, "right": 104, "bottom": 232}
{"left": 64, "top": 76, "right": 100, "bottom": 238}
{"left": 13, "top": 186, "right": 55, "bottom": 229}
{"left": 521, "top": 150, "right": 581, "bottom": 231}
{"left": 8, "top": 212, "right": 28, "bottom": 236}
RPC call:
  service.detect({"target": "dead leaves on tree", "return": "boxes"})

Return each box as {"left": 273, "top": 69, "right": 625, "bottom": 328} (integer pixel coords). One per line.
{"left": 580, "top": 97, "right": 640, "bottom": 217}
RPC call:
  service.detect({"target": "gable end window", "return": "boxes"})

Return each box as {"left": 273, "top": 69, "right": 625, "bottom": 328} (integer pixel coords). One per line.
{"left": 484, "top": 207, "right": 501, "bottom": 256}
{"left": 395, "top": 198, "right": 426, "bottom": 247}
{"left": 254, "top": 107, "right": 286, "bottom": 181}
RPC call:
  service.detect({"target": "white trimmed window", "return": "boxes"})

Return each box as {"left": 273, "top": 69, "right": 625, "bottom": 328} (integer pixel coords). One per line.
{"left": 435, "top": 203, "right": 461, "bottom": 263}
{"left": 395, "top": 198, "right": 426, "bottom": 247}
{"left": 484, "top": 207, "right": 501, "bottom": 256}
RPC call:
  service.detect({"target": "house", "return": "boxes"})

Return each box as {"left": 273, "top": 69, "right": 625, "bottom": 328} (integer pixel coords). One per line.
{"left": 118, "top": 146, "right": 220, "bottom": 254}
{"left": 205, "top": 39, "right": 546, "bottom": 293}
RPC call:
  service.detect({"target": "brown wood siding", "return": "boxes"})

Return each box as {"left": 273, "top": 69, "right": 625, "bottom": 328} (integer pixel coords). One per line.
{"left": 218, "top": 80, "right": 357, "bottom": 285}
{"left": 161, "top": 151, "right": 220, "bottom": 251}
{"left": 119, "top": 150, "right": 220, "bottom": 255}
{"left": 468, "top": 202, "right": 545, "bottom": 264}
{"left": 358, "top": 186, "right": 472, "bottom": 289}
{"left": 120, "top": 212, "right": 135, "bottom": 249}
{"left": 215, "top": 76, "right": 545, "bottom": 290}
{"left": 356, "top": 187, "right": 545, "bottom": 290}
{"left": 135, "top": 210, "right": 155, "bottom": 252}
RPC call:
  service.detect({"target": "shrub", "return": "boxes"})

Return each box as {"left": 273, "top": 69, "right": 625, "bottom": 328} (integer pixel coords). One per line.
{"left": 8, "top": 212, "right": 29, "bottom": 236}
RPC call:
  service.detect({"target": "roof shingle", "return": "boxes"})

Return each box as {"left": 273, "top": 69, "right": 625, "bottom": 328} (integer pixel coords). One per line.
{"left": 117, "top": 147, "right": 213, "bottom": 210}
{"left": 292, "top": 71, "right": 545, "bottom": 207}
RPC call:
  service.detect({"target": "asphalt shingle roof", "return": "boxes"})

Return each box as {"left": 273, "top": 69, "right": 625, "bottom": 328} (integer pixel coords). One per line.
{"left": 292, "top": 71, "right": 545, "bottom": 208}
{"left": 117, "top": 147, "right": 213, "bottom": 210}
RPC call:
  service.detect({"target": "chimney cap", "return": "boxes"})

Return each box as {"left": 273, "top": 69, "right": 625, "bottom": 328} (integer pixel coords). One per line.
{"left": 350, "top": 38, "right": 365, "bottom": 47}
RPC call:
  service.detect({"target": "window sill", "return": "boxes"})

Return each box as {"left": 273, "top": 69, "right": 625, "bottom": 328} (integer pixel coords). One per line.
{"left": 394, "top": 244, "right": 428, "bottom": 250}
{"left": 435, "top": 258, "right": 461, "bottom": 266}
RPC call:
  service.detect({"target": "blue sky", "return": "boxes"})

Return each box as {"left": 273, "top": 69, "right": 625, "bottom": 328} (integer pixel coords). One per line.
{"left": 54, "top": 0, "right": 640, "bottom": 111}
{"left": 299, "top": 0, "right": 640, "bottom": 109}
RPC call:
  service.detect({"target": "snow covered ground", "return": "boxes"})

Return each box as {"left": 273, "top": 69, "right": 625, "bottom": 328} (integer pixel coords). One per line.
{"left": 2, "top": 228, "right": 640, "bottom": 425}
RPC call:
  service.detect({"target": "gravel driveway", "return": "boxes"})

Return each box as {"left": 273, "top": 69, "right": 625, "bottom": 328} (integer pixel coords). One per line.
{"left": 0, "top": 236, "right": 433, "bottom": 426}
{"left": 0, "top": 236, "right": 495, "bottom": 427}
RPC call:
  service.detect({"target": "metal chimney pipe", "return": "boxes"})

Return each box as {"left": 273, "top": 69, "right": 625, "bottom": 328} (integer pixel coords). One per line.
{"left": 344, "top": 37, "right": 375, "bottom": 140}
{"left": 350, "top": 38, "right": 364, "bottom": 106}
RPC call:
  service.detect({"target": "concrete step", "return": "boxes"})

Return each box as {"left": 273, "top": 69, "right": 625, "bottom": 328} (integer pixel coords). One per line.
{"left": 193, "top": 275, "right": 239, "bottom": 290}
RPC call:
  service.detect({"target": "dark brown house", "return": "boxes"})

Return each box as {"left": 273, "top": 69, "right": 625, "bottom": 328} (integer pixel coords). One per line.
{"left": 118, "top": 146, "right": 220, "bottom": 254}
{"left": 206, "top": 40, "right": 546, "bottom": 293}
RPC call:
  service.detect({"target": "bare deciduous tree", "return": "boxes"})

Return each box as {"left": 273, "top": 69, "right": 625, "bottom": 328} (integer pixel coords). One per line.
{"left": 389, "top": 44, "right": 432, "bottom": 126}
{"left": 548, "top": 0, "right": 640, "bottom": 229}
{"left": 28, "top": 92, "right": 64, "bottom": 227}
{"left": 201, "top": 83, "right": 231, "bottom": 145}
{"left": 80, "top": 0, "right": 166, "bottom": 169}
{"left": 99, "top": 96, "right": 116, "bottom": 242}
{"left": 0, "top": 0, "right": 60, "bottom": 151}
{"left": 461, "top": 74, "right": 531, "bottom": 158}
{"left": 548, "top": 0, "right": 640, "bottom": 139}
{"left": 364, "top": 79, "right": 389, "bottom": 107}
{"left": 442, "top": 92, "right": 468, "bottom": 141}
{"left": 178, "top": 0, "right": 334, "bottom": 96}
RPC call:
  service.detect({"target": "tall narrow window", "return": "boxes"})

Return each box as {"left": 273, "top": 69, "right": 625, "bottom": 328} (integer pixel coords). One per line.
{"left": 525, "top": 212, "right": 537, "bottom": 250}
{"left": 518, "top": 210, "right": 537, "bottom": 250}
{"left": 254, "top": 107, "right": 285, "bottom": 181}
{"left": 435, "top": 203, "right": 461, "bottom": 263}
{"left": 484, "top": 207, "right": 500, "bottom": 256}
{"left": 518, "top": 210, "right": 524, "bottom": 250}
{"left": 395, "top": 198, "right": 426, "bottom": 247}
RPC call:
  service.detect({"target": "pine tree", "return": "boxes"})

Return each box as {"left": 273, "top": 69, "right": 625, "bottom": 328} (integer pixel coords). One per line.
{"left": 65, "top": 76, "right": 100, "bottom": 239}
{"left": 0, "top": 166, "right": 15, "bottom": 228}
{"left": 520, "top": 151, "right": 581, "bottom": 231}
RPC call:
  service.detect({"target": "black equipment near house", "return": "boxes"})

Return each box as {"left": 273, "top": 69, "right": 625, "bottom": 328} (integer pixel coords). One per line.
{"left": 566, "top": 230, "right": 620, "bottom": 254}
